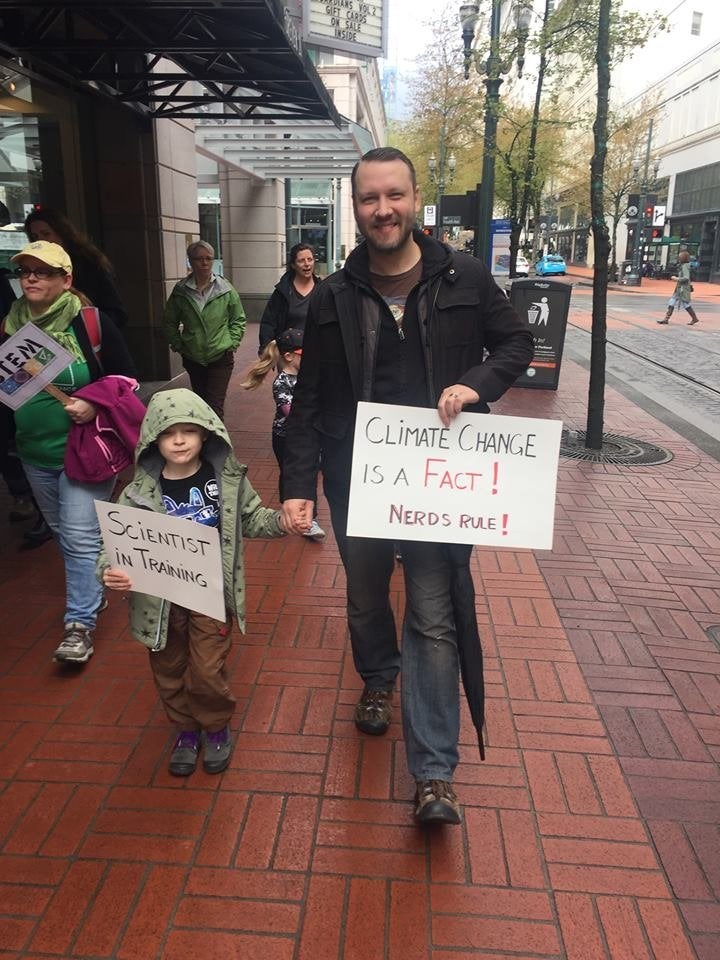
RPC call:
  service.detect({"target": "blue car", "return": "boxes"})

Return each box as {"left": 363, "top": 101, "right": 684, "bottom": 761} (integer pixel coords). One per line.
{"left": 535, "top": 254, "right": 566, "bottom": 276}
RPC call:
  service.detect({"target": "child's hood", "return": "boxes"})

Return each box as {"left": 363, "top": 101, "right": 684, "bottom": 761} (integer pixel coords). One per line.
{"left": 137, "top": 388, "right": 234, "bottom": 470}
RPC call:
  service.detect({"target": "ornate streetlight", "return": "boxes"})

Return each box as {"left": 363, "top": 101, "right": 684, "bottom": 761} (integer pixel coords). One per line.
{"left": 428, "top": 131, "right": 456, "bottom": 237}
{"left": 631, "top": 119, "right": 661, "bottom": 286}
{"left": 459, "top": 1, "right": 532, "bottom": 266}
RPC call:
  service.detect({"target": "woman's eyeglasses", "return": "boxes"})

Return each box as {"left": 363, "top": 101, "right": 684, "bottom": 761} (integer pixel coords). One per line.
{"left": 15, "top": 266, "right": 65, "bottom": 280}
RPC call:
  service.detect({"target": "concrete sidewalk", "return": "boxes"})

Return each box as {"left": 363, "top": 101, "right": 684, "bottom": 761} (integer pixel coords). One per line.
{"left": 0, "top": 333, "right": 718, "bottom": 959}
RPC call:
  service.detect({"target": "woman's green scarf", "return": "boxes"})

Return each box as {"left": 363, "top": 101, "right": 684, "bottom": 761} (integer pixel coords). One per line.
{"left": 4, "top": 289, "right": 81, "bottom": 335}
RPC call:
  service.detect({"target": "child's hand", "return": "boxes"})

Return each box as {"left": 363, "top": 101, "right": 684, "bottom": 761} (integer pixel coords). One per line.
{"left": 103, "top": 567, "right": 132, "bottom": 591}
{"left": 281, "top": 499, "right": 313, "bottom": 535}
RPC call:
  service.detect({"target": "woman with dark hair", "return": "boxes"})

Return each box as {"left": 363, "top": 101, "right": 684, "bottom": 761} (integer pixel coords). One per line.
{"left": 25, "top": 208, "right": 128, "bottom": 329}
{"left": 258, "top": 243, "right": 320, "bottom": 354}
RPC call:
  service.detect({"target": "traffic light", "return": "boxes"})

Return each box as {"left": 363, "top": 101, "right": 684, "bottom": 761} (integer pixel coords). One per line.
{"left": 643, "top": 193, "right": 657, "bottom": 226}
{"left": 650, "top": 227, "right": 663, "bottom": 241}
{"left": 421, "top": 227, "right": 433, "bottom": 236}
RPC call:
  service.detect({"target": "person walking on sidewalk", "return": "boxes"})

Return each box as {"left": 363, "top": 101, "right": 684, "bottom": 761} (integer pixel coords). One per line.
{"left": 258, "top": 243, "right": 321, "bottom": 355}
{"left": 2, "top": 240, "right": 136, "bottom": 664}
{"left": 101, "top": 388, "right": 292, "bottom": 777}
{"left": 241, "top": 327, "right": 325, "bottom": 542}
{"left": 658, "top": 251, "right": 699, "bottom": 325}
{"left": 163, "top": 241, "right": 246, "bottom": 421}
{"left": 280, "top": 147, "right": 534, "bottom": 825}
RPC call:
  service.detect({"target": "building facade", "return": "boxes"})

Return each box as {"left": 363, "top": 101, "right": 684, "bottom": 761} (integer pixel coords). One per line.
{"left": 0, "top": 0, "right": 384, "bottom": 377}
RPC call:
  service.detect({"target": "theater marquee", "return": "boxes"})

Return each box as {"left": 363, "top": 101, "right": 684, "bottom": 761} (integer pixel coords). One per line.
{"left": 303, "top": 0, "right": 387, "bottom": 57}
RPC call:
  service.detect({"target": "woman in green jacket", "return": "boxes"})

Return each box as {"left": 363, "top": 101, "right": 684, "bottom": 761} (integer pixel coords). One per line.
{"left": 163, "top": 240, "right": 246, "bottom": 420}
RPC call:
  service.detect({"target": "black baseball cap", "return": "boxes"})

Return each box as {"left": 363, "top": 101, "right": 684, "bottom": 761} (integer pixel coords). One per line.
{"left": 276, "top": 328, "right": 304, "bottom": 353}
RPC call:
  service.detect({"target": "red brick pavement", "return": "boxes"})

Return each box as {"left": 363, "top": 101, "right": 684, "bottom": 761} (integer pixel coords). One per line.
{"left": 0, "top": 330, "right": 718, "bottom": 959}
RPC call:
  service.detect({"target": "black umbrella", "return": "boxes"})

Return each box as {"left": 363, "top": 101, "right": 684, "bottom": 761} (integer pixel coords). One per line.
{"left": 443, "top": 543, "right": 486, "bottom": 760}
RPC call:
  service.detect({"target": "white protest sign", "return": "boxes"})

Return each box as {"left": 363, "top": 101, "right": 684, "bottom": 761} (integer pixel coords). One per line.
{"left": 347, "top": 402, "right": 562, "bottom": 549}
{"left": 95, "top": 501, "right": 226, "bottom": 620}
{"left": 0, "top": 322, "right": 75, "bottom": 410}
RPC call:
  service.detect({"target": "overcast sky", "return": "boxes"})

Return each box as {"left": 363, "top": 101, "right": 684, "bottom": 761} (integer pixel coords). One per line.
{"left": 384, "top": 0, "right": 444, "bottom": 69}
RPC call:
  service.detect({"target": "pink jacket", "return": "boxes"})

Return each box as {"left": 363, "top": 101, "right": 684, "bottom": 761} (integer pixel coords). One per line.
{"left": 64, "top": 375, "right": 146, "bottom": 483}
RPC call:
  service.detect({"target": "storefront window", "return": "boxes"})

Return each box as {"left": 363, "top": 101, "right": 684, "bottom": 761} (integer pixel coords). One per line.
{"left": 288, "top": 204, "right": 330, "bottom": 271}
{"left": 0, "top": 68, "right": 68, "bottom": 273}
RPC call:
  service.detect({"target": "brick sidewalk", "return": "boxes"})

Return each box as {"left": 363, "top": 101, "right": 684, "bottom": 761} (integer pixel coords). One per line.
{"left": 564, "top": 263, "right": 720, "bottom": 301}
{"left": 0, "top": 333, "right": 718, "bottom": 959}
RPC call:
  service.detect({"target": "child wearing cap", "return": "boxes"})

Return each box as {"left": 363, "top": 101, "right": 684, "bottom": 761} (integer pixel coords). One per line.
{"left": 241, "top": 328, "right": 325, "bottom": 541}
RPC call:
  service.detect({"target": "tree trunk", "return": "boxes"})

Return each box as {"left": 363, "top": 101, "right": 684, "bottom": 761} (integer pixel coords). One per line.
{"left": 509, "top": 223, "right": 522, "bottom": 277}
{"left": 586, "top": 0, "right": 612, "bottom": 450}
{"left": 514, "top": 0, "right": 551, "bottom": 276}
{"left": 610, "top": 210, "right": 620, "bottom": 281}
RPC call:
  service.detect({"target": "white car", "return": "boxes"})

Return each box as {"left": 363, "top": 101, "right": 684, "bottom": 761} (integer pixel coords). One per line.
{"left": 515, "top": 254, "right": 530, "bottom": 276}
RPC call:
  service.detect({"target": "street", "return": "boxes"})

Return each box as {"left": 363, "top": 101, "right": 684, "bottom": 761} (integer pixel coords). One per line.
{"left": 556, "top": 278, "right": 720, "bottom": 456}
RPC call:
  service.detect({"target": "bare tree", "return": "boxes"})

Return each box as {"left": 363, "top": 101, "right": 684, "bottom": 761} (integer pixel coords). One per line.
{"left": 586, "top": 0, "right": 612, "bottom": 450}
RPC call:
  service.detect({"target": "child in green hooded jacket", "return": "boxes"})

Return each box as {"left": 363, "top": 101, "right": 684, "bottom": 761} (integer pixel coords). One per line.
{"left": 101, "top": 388, "right": 290, "bottom": 777}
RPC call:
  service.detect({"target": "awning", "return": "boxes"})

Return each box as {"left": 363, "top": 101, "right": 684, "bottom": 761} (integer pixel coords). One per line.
{"left": 196, "top": 115, "right": 374, "bottom": 178}
{"left": 0, "top": 0, "right": 340, "bottom": 123}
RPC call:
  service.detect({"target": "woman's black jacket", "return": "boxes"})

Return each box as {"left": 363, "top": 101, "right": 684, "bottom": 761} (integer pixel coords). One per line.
{"left": 258, "top": 271, "right": 320, "bottom": 353}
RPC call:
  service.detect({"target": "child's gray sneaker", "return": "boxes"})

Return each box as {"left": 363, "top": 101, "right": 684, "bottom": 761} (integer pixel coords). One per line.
{"left": 304, "top": 519, "right": 326, "bottom": 541}
{"left": 203, "top": 726, "right": 233, "bottom": 774}
{"left": 53, "top": 623, "right": 94, "bottom": 664}
{"left": 169, "top": 731, "right": 200, "bottom": 776}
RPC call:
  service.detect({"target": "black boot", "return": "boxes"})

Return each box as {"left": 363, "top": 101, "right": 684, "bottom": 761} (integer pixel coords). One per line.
{"left": 21, "top": 516, "right": 53, "bottom": 549}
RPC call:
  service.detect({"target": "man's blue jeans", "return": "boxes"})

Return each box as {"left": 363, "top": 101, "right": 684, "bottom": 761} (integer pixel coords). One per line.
{"left": 330, "top": 495, "right": 461, "bottom": 781}
{"left": 399, "top": 540, "right": 461, "bottom": 781}
{"left": 23, "top": 464, "right": 115, "bottom": 629}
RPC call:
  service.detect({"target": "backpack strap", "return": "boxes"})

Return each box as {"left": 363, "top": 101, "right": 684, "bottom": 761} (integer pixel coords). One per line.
{"left": 79, "top": 305, "right": 103, "bottom": 370}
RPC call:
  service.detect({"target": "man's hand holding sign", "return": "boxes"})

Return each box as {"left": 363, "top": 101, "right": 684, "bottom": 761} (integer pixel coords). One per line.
{"left": 437, "top": 383, "right": 480, "bottom": 428}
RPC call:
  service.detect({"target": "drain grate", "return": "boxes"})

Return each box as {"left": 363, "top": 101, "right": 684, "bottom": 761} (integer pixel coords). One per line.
{"left": 560, "top": 429, "right": 674, "bottom": 465}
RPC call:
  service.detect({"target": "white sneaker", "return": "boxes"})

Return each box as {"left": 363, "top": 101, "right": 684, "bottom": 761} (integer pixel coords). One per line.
{"left": 304, "top": 519, "right": 326, "bottom": 542}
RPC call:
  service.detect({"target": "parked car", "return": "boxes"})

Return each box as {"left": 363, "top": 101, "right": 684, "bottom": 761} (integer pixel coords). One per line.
{"left": 515, "top": 254, "right": 530, "bottom": 276}
{"left": 535, "top": 253, "right": 566, "bottom": 276}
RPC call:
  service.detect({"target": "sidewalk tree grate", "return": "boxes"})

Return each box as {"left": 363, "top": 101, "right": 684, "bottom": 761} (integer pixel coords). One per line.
{"left": 706, "top": 625, "right": 720, "bottom": 648}
{"left": 560, "top": 429, "right": 674, "bottom": 465}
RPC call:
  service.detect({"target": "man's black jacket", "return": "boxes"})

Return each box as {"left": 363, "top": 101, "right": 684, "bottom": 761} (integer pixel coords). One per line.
{"left": 283, "top": 230, "right": 534, "bottom": 503}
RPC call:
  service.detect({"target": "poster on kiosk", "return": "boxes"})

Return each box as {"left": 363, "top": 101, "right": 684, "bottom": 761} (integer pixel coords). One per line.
{"left": 490, "top": 218, "right": 512, "bottom": 275}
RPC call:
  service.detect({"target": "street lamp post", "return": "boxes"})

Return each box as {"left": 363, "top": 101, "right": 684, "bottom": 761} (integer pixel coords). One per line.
{"left": 459, "top": 1, "right": 532, "bottom": 267}
{"left": 631, "top": 119, "right": 660, "bottom": 287}
{"left": 428, "top": 127, "right": 456, "bottom": 238}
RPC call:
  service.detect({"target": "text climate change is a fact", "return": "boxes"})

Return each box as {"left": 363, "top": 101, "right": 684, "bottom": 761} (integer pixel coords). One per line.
{"left": 347, "top": 402, "right": 562, "bottom": 549}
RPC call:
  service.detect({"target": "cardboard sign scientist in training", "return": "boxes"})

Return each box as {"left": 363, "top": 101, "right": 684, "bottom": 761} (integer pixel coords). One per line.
{"left": 347, "top": 402, "right": 562, "bottom": 550}
{"left": 95, "top": 502, "right": 226, "bottom": 621}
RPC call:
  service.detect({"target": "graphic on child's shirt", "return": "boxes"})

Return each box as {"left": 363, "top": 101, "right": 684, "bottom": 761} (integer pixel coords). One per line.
{"left": 161, "top": 466, "right": 219, "bottom": 527}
